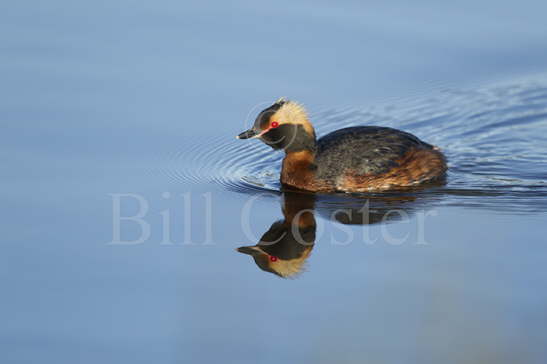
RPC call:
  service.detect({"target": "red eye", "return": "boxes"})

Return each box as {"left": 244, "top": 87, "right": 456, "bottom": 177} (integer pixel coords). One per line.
{"left": 269, "top": 256, "right": 278, "bottom": 262}
{"left": 271, "top": 121, "right": 279, "bottom": 128}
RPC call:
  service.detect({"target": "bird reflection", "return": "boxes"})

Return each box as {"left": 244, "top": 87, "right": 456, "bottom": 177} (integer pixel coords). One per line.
{"left": 237, "top": 192, "right": 316, "bottom": 278}
{"left": 237, "top": 188, "right": 434, "bottom": 278}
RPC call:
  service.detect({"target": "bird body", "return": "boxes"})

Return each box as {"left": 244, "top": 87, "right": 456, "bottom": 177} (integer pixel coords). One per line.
{"left": 237, "top": 98, "right": 446, "bottom": 192}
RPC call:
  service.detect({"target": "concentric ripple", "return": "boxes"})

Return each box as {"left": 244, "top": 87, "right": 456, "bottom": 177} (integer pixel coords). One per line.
{"left": 156, "top": 133, "right": 282, "bottom": 193}
{"left": 157, "top": 75, "right": 547, "bottom": 212}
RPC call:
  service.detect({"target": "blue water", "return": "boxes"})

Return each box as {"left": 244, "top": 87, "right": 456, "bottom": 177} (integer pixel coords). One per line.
{"left": 2, "top": 1, "right": 547, "bottom": 363}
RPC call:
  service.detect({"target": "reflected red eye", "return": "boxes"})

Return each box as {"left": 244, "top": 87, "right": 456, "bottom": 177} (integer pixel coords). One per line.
{"left": 271, "top": 121, "right": 279, "bottom": 128}
{"left": 269, "top": 256, "right": 278, "bottom": 262}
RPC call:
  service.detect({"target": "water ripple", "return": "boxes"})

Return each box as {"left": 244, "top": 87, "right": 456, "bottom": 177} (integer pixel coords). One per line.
{"left": 157, "top": 76, "right": 547, "bottom": 213}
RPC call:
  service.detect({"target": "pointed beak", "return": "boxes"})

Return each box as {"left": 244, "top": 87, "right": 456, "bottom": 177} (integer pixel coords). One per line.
{"left": 237, "top": 246, "right": 260, "bottom": 255}
{"left": 236, "top": 128, "right": 259, "bottom": 139}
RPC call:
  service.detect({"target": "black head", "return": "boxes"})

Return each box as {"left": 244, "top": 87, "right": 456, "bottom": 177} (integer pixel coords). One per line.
{"left": 237, "top": 98, "right": 316, "bottom": 153}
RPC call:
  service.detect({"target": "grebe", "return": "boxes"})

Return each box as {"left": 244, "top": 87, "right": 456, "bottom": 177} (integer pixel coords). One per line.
{"left": 237, "top": 98, "right": 446, "bottom": 192}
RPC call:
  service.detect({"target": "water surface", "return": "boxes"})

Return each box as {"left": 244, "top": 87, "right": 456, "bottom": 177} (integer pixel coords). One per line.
{"left": 2, "top": 1, "right": 547, "bottom": 364}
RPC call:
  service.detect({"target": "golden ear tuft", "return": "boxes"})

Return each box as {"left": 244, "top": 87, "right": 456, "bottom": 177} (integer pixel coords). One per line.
{"left": 270, "top": 98, "right": 315, "bottom": 136}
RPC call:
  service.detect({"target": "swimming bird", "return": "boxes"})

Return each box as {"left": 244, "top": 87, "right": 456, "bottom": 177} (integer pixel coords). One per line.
{"left": 237, "top": 98, "right": 446, "bottom": 192}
